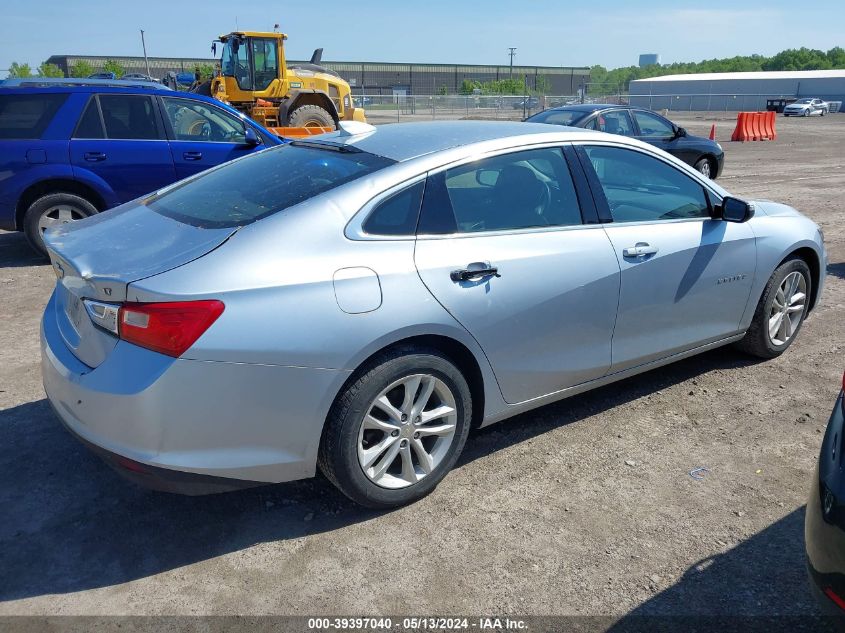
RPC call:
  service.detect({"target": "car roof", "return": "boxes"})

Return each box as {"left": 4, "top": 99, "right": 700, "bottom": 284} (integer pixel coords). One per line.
{"left": 300, "top": 120, "right": 606, "bottom": 162}
{"left": 545, "top": 104, "right": 633, "bottom": 113}
{"left": 0, "top": 82, "right": 278, "bottom": 136}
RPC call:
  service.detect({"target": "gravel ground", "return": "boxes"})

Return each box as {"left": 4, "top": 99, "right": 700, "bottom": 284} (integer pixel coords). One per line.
{"left": 0, "top": 114, "right": 843, "bottom": 623}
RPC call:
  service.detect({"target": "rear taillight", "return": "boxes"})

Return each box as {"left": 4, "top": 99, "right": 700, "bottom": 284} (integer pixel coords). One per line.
{"left": 118, "top": 300, "right": 224, "bottom": 358}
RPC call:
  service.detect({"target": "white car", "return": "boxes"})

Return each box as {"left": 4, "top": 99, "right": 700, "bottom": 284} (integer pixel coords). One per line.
{"left": 783, "top": 98, "right": 829, "bottom": 117}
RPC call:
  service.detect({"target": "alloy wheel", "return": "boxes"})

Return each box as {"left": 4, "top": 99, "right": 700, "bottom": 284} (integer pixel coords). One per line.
{"left": 37, "top": 205, "right": 86, "bottom": 233}
{"left": 697, "top": 160, "right": 712, "bottom": 178}
{"left": 768, "top": 271, "right": 807, "bottom": 346}
{"left": 357, "top": 373, "right": 457, "bottom": 489}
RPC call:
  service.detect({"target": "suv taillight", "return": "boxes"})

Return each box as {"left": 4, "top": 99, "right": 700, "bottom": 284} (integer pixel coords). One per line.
{"left": 118, "top": 301, "right": 224, "bottom": 357}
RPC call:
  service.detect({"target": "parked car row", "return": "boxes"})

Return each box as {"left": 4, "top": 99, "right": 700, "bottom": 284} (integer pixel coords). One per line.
{"left": 39, "top": 119, "right": 826, "bottom": 510}
{"left": 1, "top": 81, "right": 837, "bottom": 612}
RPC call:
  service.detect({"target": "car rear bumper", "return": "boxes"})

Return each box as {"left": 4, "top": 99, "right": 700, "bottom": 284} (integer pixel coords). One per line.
{"left": 41, "top": 290, "right": 349, "bottom": 493}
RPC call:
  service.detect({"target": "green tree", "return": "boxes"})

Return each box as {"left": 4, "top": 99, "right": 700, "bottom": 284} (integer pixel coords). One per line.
{"left": 459, "top": 79, "right": 480, "bottom": 95}
{"left": 7, "top": 62, "right": 32, "bottom": 78}
{"left": 102, "top": 59, "right": 125, "bottom": 78}
{"left": 197, "top": 63, "right": 215, "bottom": 82}
{"left": 37, "top": 62, "right": 64, "bottom": 78}
{"left": 69, "top": 59, "right": 95, "bottom": 78}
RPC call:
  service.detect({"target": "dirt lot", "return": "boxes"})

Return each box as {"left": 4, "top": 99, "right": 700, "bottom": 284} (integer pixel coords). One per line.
{"left": 0, "top": 114, "right": 844, "bottom": 625}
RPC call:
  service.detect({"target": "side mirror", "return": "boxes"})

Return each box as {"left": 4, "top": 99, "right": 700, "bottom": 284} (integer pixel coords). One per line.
{"left": 475, "top": 169, "right": 499, "bottom": 187}
{"left": 244, "top": 127, "right": 261, "bottom": 146}
{"left": 718, "top": 196, "right": 754, "bottom": 223}
{"left": 211, "top": 42, "right": 217, "bottom": 56}
{"left": 675, "top": 126, "right": 687, "bottom": 138}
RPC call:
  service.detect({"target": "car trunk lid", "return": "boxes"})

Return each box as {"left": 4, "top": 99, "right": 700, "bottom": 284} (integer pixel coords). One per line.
{"left": 44, "top": 203, "right": 237, "bottom": 368}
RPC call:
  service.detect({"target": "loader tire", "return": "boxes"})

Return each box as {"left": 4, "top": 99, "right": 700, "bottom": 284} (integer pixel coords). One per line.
{"left": 288, "top": 104, "right": 336, "bottom": 129}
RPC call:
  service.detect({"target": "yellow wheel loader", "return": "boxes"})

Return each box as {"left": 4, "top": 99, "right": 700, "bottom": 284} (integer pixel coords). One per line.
{"left": 198, "top": 30, "right": 366, "bottom": 137}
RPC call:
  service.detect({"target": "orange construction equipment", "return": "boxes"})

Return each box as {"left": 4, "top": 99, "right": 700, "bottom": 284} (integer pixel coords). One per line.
{"left": 709, "top": 124, "right": 716, "bottom": 141}
{"left": 730, "top": 111, "right": 777, "bottom": 142}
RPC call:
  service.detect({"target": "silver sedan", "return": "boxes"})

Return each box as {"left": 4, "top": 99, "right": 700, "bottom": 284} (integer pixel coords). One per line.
{"left": 41, "top": 121, "right": 827, "bottom": 508}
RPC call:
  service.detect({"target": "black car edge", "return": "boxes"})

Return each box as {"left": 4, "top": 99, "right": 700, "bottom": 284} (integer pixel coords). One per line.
{"left": 524, "top": 104, "right": 725, "bottom": 179}
{"left": 806, "top": 370, "right": 845, "bottom": 621}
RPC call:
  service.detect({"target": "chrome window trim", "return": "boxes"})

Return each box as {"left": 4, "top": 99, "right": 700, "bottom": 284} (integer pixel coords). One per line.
{"left": 344, "top": 175, "right": 427, "bottom": 241}
{"left": 416, "top": 222, "right": 604, "bottom": 241}
{"left": 571, "top": 139, "right": 725, "bottom": 205}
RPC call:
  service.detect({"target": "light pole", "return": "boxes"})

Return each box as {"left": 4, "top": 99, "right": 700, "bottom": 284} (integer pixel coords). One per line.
{"left": 140, "top": 29, "right": 151, "bottom": 78}
{"left": 508, "top": 47, "right": 517, "bottom": 79}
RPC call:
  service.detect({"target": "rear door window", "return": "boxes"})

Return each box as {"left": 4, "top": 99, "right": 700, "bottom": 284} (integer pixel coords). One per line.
{"left": 418, "top": 147, "right": 583, "bottom": 234}
{"left": 99, "top": 94, "right": 162, "bottom": 140}
{"left": 73, "top": 97, "right": 105, "bottom": 139}
{"left": 147, "top": 143, "right": 395, "bottom": 228}
{"left": 362, "top": 181, "right": 424, "bottom": 236}
{"left": 594, "top": 110, "right": 634, "bottom": 136}
{"left": 0, "top": 93, "right": 68, "bottom": 139}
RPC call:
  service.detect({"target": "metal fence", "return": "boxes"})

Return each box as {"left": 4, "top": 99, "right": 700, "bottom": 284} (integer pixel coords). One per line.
{"left": 628, "top": 92, "right": 845, "bottom": 113}
{"left": 357, "top": 94, "right": 587, "bottom": 124}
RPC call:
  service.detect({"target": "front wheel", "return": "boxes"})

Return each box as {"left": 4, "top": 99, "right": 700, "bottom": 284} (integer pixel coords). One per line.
{"left": 694, "top": 157, "right": 714, "bottom": 179}
{"left": 735, "top": 257, "right": 811, "bottom": 359}
{"left": 287, "top": 104, "right": 336, "bottom": 129}
{"left": 23, "top": 192, "right": 97, "bottom": 258}
{"left": 318, "top": 347, "right": 472, "bottom": 508}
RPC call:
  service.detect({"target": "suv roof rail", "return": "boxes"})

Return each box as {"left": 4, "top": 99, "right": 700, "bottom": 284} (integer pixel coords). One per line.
{"left": 0, "top": 77, "right": 172, "bottom": 90}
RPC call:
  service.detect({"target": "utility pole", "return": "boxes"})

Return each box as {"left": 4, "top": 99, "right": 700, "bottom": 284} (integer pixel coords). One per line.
{"left": 508, "top": 47, "right": 517, "bottom": 78}
{"left": 139, "top": 29, "right": 151, "bottom": 78}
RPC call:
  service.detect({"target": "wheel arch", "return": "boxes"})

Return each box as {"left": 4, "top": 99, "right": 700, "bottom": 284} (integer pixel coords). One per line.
{"left": 16, "top": 179, "right": 107, "bottom": 230}
{"left": 279, "top": 90, "right": 339, "bottom": 126}
{"left": 784, "top": 246, "right": 822, "bottom": 312}
{"left": 328, "top": 334, "right": 488, "bottom": 431}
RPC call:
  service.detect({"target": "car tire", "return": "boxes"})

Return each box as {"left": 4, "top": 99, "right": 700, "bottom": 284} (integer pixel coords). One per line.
{"left": 821, "top": 109, "right": 826, "bottom": 116}
{"left": 318, "top": 346, "right": 472, "bottom": 509}
{"left": 694, "top": 157, "right": 715, "bottom": 179}
{"left": 287, "top": 104, "right": 336, "bottom": 129}
{"left": 23, "top": 192, "right": 97, "bottom": 258}
{"left": 734, "top": 257, "right": 812, "bottom": 359}
{"left": 803, "top": 109, "right": 810, "bottom": 117}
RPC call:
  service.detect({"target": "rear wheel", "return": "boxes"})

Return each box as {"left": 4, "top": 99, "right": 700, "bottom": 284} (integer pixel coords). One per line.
{"left": 318, "top": 347, "right": 471, "bottom": 508}
{"left": 735, "top": 257, "right": 811, "bottom": 359}
{"left": 23, "top": 192, "right": 97, "bottom": 258}
{"left": 287, "top": 104, "right": 336, "bottom": 129}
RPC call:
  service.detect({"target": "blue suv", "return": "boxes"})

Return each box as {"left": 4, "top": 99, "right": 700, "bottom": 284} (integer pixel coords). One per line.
{"left": 0, "top": 81, "right": 282, "bottom": 255}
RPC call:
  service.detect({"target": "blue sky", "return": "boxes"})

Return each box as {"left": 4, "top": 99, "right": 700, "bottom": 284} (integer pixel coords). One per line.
{"left": 1, "top": 0, "right": 843, "bottom": 74}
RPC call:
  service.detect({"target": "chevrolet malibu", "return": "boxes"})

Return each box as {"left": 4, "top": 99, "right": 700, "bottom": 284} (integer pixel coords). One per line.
{"left": 41, "top": 121, "right": 827, "bottom": 508}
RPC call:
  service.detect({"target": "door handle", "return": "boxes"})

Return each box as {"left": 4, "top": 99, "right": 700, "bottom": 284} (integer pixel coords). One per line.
{"left": 83, "top": 151, "right": 107, "bottom": 162}
{"left": 623, "top": 243, "right": 659, "bottom": 258}
{"left": 183, "top": 151, "right": 203, "bottom": 161}
{"left": 450, "top": 262, "right": 500, "bottom": 282}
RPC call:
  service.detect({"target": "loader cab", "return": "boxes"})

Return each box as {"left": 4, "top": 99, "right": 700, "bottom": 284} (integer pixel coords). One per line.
{"left": 214, "top": 32, "right": 286, "bottom": 99}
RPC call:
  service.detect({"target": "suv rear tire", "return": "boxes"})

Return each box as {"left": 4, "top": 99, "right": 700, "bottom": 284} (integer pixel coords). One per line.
{"left": 23, "top": 192, "right": 97, "bottom": 258}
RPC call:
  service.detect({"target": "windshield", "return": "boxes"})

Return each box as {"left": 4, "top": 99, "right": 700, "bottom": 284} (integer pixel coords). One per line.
{"left": 795, "top": 99, "right": 814, "bottom": 104}
{"left": 220, "top": 38, "right": 252, "bottom": 90}
{"left": 525, "top": 109, "right": 588, "bottom": 127}
{"left": 146, "top": 144, "right": 395, "bottom": 228}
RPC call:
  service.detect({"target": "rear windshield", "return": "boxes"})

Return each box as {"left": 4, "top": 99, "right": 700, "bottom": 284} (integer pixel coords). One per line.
{"left": 146, "top": 143, "right": 395, "bottom": 228}
{"left": 0, "top": 93, "right": 68, "bottom": 139}
{"left": 526, "top": 109, "right": 588, "bottom": 127}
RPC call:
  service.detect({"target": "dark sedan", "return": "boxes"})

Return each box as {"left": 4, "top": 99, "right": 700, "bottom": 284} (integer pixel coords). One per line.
{"left": 806, "top": 370, "right": 845, "bottom": 618}
{"left": 525, "top": 105, "right": 724, "bottom": 179}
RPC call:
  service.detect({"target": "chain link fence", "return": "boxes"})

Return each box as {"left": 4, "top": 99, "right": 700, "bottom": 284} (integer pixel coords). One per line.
{"left": 358, "top": 94, "right": 590, "bottom": 124}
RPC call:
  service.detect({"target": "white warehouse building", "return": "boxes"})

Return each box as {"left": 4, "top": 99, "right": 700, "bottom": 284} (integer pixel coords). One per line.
{"left": 629, "top": 70, "right": 845, "bottom": 112}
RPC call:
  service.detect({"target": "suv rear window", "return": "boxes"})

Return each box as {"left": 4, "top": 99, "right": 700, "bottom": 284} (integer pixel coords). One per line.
{"left": 0, "top": 93, "right": 68, "bottom": 139}
{"left": 146, "top": 143, "right": 395, "bottom": 228}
